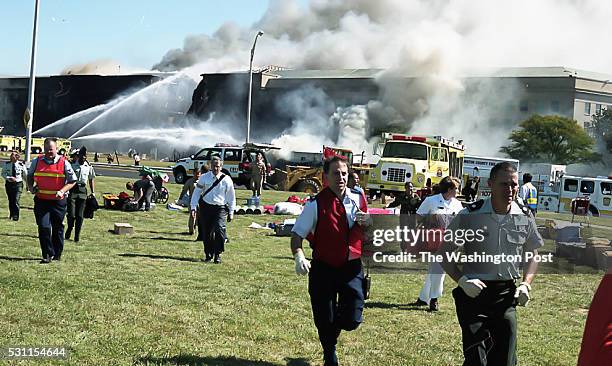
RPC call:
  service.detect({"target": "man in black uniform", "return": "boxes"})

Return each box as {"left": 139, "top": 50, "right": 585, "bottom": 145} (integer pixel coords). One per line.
{"left": 387, "top": 181, "right": 422, "bottom": 214}
{"left": 438, "top": 162, "right": 543, "bottom": 365}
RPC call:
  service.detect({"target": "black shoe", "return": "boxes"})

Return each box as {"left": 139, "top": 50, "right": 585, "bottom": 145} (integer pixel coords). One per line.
{"left": 323, "top": 347, "right": 338, "bottom": 366}
{"left": 214, "top": 254, "right": 221, "bottom": 264}
{"left": 65, "top": 229, "right": 72, "bottom": 240}
{"left": 74, "top": 235, "right": 80, "bottom": 243}
{"left": 53, "top": 255, "right": 61, "bottom": 262}
{"left": 11, "top": 216, "right": 19, "bottom": 221}
{"left": 203, "top": 255, "right": 213, "bottom": 262}
{"left": 39, "top": 256, "right": 52, "bottom": 264}
{"left": 429, "top": 298, "right": 439, "bottom": 312}
{"left": 410, "top": 298, "right": 428, "bottom": 306}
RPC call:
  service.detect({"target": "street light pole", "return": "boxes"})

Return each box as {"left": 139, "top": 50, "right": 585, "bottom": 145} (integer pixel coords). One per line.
{"left": 25, "top": 0, "right": 41, "bottom": 163}
{"left": 246, "top": 30, "right": 264, "bottom": 145}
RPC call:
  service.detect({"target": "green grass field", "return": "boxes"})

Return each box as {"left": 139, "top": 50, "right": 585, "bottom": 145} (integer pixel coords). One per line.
{"left": 0, "top": 176, "right": 606, "bottom": 365}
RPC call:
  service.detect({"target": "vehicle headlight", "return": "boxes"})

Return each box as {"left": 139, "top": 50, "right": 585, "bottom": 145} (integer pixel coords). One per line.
{"left": 417, "top": 174, "right": 425, "bottom": 184}
{"left": 370, "top": 172, "right": 376, "bottom": 178}
{"left": 381, "top": 170, "right": 387, "bottom": 176}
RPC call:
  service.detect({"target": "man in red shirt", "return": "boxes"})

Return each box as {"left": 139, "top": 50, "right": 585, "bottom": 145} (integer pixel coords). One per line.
{"left": 577, "top": 272, "right": 612, "bottom": 366}
{"left": 290, "top": 155, "right": 371, "bottom": 366}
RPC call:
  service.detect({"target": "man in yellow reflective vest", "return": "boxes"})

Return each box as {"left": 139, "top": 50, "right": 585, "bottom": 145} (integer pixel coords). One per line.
{"left": 27, "top": 138, "right": 77, "bottom": 264}
{"left": 519, "top": 173, "right": 538, "bottom": 216}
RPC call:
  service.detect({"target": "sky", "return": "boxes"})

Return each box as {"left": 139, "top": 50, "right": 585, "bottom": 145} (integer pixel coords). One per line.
{"left": 4, "top": 0, "right": 612, "bottom": 77}
{"left": 1, "top": 0, "right": 305, "bottom": 76}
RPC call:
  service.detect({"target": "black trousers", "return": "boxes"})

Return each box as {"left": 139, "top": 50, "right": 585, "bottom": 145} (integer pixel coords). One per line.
{"left": 34, "top": 197, "right": 67, "bottom": 259}
{"left": 452, "top": 281, "right": 518, "bottom": 366}
{"left": 198, "top": 201, "right": 227, "bottom": 257}
{"left": 5, "top": 181, "right": 23, "bottom": 219}
{"left": 67, "top": 192, "right": 87, "bottom": 239}
{"left": 308, "top": 259, "right": 364, "bottom": 359}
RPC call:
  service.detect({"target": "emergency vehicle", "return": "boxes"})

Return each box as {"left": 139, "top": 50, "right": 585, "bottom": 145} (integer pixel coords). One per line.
{"left": 525, "top": 163, "right": 567, "bottom": 194}
{"left": 367, "top": 133, "right": 465, "bottom": 197}
{"left": 171, "top": 142, "right": 276, "bottom": 185}
{"left": 538, "top": 175, "right": 612, "bottom": 216}
{"left": 0, "top": 135, "right": 70, "bottom": 155}
{"left": 463, "top": 155, "right": 520, "bottom": 198}
{"left": 0, "top": 135, "right": 18, "bottom": 152}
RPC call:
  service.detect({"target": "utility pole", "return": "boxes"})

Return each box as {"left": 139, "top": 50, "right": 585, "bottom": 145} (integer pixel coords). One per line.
{"left": 25, "top": 0, "right": 41, "bottom": 164}
{"left": 246, "top": 30, "right": 264, "bottom": 145}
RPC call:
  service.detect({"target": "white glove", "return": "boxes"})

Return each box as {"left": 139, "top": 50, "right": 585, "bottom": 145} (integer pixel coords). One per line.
{"left": 458, "top": 275, "right": 487, "bottom": 298}
{"left": 294, "top": 251, "right": 311, "bottom": 275}
{"left": 514, "top": 282, "right": 531, "bottom": 306}
{"left": 55, "top": 190, "right": 65, "bottom": 199}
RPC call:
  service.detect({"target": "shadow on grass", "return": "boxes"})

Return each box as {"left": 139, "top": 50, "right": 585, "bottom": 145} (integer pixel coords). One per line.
{"left": 269, "top": 256, "right": 293, "bottom": 261}
{"left": 140, "top": 230, "right": 190, "bottom": 235}
{"left": 0, "top": 255, "right": 41, "bottom": 261}
{"left": 145, "top": 236, "right": 197, "bottom": 242}
{"left": 285, "top": 358, "right": 311, "bottom": 366}
{"left": 365, "top": 301, "right": 430, "bottom": 311}
{"left": 135, "top": 355, "right": 310, "bottom": 365}
{"left": 2, "top": 233, "right": 39, "bottom": 239}
{"left": 119, "top": 253, "right": 201, "bottom": 263}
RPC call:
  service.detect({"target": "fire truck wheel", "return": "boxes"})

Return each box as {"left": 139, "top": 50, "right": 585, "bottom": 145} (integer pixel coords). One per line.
{"left": 297, "top": 179, "right": 321, "bottom": 194}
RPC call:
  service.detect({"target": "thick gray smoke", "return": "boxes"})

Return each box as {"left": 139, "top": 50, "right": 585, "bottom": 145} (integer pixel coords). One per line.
{"left": 155, "top": 0, "right": 612, "bottom": 73}
{"left": 147, "top": 0, "right": 612, "bottom": 161}
{"left": 53, "top": 0, "right": 609, "bottom": 164}
{"left": 61, "top": 59, "right": 146, "bottom": 75}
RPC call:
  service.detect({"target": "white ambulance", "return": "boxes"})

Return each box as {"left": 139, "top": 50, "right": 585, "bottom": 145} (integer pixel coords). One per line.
{"left": 538, "top": 175, "right": 612, "bottom": 216}
{"left": 463, "top": 155, "right": 520, "bottom": 198}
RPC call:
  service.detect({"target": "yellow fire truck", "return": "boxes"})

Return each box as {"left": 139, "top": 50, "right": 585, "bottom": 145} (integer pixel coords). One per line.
{"left": 0, "top": 135, "right": 71, "bottom": 155}
{"left": 367, "top": 133, "right": 465, "bottom": 197}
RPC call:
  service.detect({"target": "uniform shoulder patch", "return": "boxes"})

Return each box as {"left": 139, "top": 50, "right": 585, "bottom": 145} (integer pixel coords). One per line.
{"left": 467, "top": 199, "right": 485, "bottom": 212}
{"left": 514, "top": 199, "right": 532, "bottom": 216}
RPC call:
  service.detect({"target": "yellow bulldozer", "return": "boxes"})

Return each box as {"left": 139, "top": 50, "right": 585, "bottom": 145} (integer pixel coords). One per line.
{"left": 268, "top": 146, "right": 371, "bottom": 194}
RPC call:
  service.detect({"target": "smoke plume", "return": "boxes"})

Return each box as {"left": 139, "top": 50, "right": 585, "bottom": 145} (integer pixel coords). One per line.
{"left": 56, "top": 0, "right": 612, "bottom": 165}
{"left": 61, "top": 59, "right": 147, "bottom": 75}
{"left": 147, "top": 0, "right": 612, "bottom": 160}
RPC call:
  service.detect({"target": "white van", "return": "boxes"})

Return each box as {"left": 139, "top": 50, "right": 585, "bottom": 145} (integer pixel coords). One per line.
{"left": 463, "top": 155, "right": 520, "bottom": 198}
{"left": 538, "top": 175, "right": 612, "bottom": 216}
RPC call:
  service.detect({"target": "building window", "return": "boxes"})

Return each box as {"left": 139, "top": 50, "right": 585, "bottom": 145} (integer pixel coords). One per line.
{"left": 596, "top": 104, "right": 602, "bottom": 115}
{"left": 584, "top": 102, "right": 591, "bottom": 115}
{"left": 519, "top": 100, "right": 528, "bottom": 112}
{"left": 551, "top": 100, "right": 560, "bottom": 112}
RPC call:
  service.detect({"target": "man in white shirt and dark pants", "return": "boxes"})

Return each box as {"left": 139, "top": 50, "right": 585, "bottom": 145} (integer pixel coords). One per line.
{"left": 190, "top": 157, "right": 235, "bottom": 263}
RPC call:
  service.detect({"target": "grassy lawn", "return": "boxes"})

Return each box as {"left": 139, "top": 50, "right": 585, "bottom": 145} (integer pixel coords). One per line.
{"left": 0, "top": 176, "right": 606, "bottom": 365}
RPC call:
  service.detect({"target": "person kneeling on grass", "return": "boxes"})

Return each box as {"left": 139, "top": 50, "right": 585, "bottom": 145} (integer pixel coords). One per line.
{"left": 126, "top": 174, "right": 155, "bottom": 211}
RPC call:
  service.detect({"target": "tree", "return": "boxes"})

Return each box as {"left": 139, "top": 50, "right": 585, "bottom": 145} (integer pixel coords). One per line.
{"left": 500, "top": 114, "right": 600, "bottom": 164}
{"left": 591, "top": 109, "right": 612, "bottom": 153}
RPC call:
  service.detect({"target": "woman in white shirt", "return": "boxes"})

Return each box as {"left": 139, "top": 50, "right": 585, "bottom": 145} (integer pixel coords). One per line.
{"left": 413, "top": 176, "right": 463, "bottom": 312}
